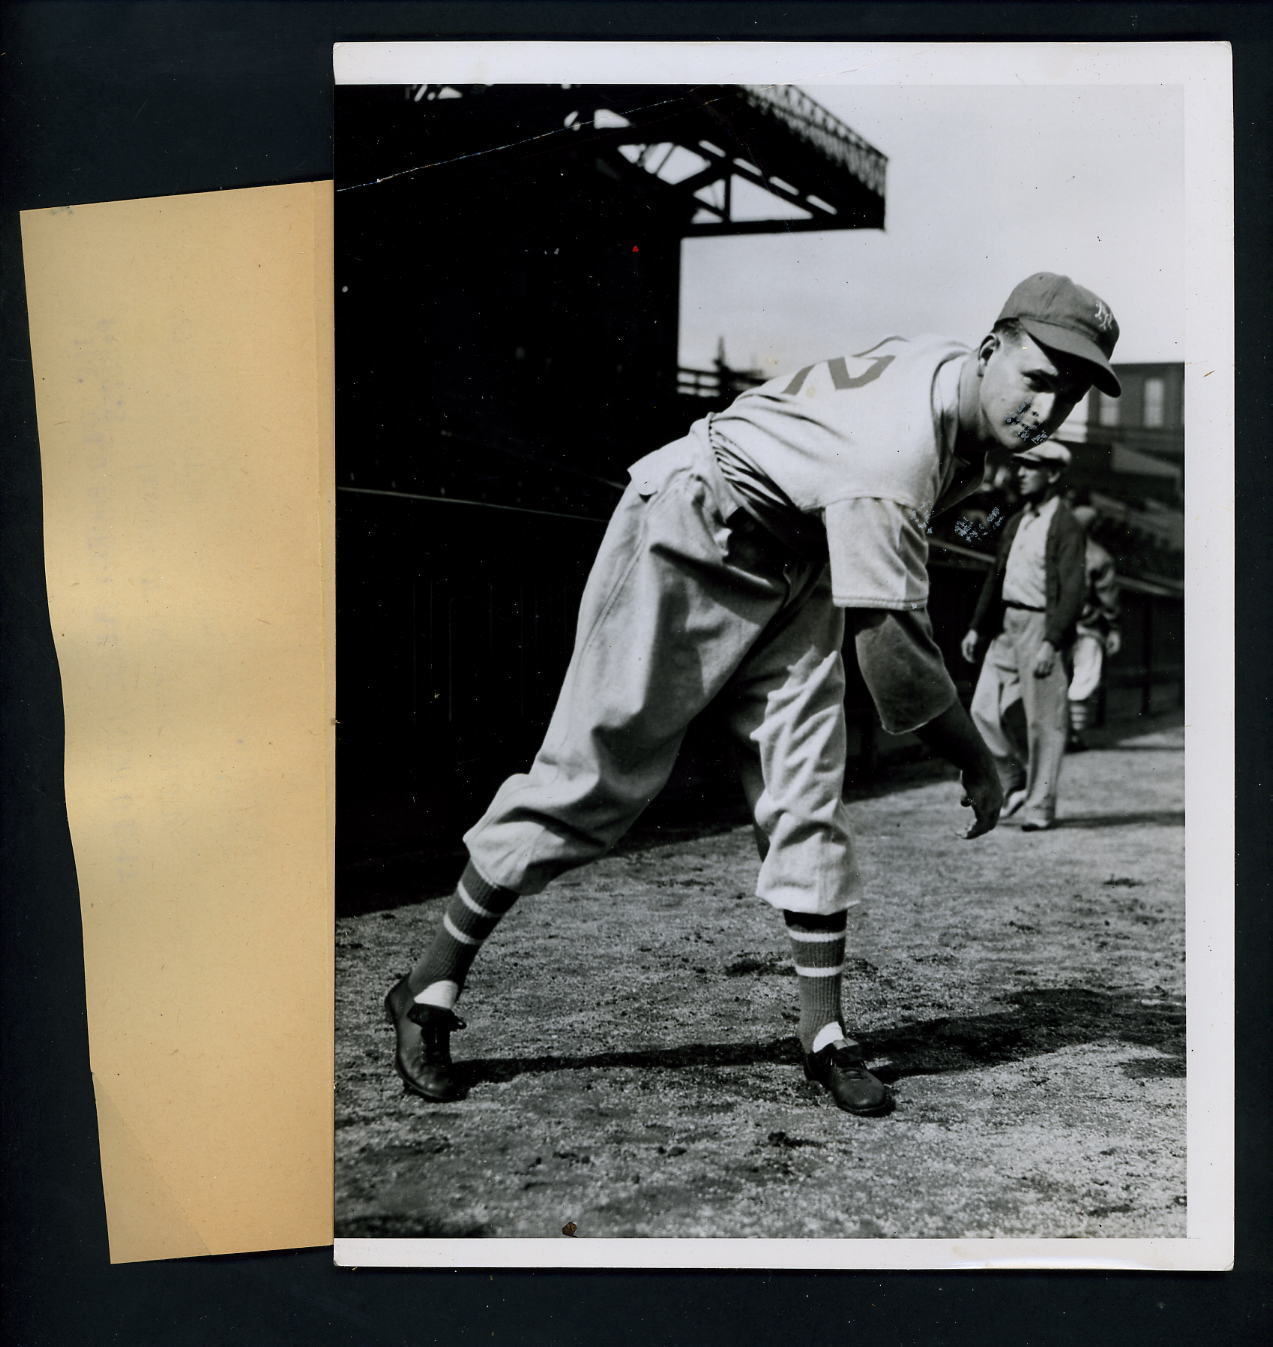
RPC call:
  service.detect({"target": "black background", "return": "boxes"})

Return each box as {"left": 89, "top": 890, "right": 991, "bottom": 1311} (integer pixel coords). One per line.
{"left": 2, "top": 3, "right": 1269, "bottom": 1343}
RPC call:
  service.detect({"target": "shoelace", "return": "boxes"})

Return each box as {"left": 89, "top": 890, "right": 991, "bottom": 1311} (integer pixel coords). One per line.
{"left": 404, "top": 1008, "right": 466, "bottom": 1069}
{"left": 826, "top": 1045, "right": 869, "bottom": 1073}
{"left": 420, "top": 1009, "right": 465, "bottom": 1054}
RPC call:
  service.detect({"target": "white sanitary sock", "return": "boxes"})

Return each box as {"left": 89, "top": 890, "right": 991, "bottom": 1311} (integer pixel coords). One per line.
{"left": 414, "top": 979, "right": 459, "bottom": 1010}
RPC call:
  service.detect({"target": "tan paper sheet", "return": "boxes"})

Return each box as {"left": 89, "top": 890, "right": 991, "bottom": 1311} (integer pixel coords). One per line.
{"left": 20, "top": 183, "right": 334, "bottom": 1263}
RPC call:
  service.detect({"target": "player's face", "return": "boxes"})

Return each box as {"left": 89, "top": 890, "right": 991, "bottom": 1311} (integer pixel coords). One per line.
{"left": 975, "top": 330, "right": 1090, "bottom": 453}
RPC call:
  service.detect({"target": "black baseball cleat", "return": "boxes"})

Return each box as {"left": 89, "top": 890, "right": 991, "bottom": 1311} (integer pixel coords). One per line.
{"left": 803, "top": 1040, "right": 895, "bottom": 1117}
{"left": 383, "top": 978, "right": 466, "bottom": 1102}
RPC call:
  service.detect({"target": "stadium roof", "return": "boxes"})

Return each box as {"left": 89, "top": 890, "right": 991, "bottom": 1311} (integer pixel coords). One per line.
{"left": 379, "top": 83, "right": 888, "bottom": 235}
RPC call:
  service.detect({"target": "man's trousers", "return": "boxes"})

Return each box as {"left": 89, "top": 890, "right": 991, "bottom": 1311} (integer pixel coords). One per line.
{"left": 463, "top": 435, "right": 861, "bottom": 916}
{"left": 970, "top": 606, "right": 1069, "bottom": 828}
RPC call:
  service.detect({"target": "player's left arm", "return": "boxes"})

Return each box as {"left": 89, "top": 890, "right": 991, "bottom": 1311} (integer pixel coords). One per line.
{"left": 851, "top": 607, "right": 1002, "bottom": 839}
{"left": 912, "top": 698, "right": 1003, "bottom": 840}
{"left": 826, "top": 496, "right": 958, "bottom": 733}
{"left": 851, "top": 606, "right": 959, "bottom": 737}
{"left": 828, "top": 495, "right": 1001, "bottom": 837}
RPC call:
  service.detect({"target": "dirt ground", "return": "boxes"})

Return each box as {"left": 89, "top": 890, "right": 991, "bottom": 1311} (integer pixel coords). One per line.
{"left": 335, "top": 713, "right": 1185, "bottom": 1241}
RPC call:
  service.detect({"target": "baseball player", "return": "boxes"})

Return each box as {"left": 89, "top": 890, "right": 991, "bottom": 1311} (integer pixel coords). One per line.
{"left": 1067, "top": 505, "right": 1122, "bottom": 750}
{"left": 385, "top": 271, "right": 1120, "bottom": 1117}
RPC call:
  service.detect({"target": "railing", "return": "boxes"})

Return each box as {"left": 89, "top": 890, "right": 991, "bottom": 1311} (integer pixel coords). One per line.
{"left": 677, "top": 366, "right": 722, "bottom": 399}
{"left": 676, "top": 363, "right": 767, "bottom": 403}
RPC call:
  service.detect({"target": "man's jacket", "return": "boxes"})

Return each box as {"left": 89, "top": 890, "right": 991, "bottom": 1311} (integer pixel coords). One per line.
{"left": 970, "top": 498, "right": 1086, "bottom": 649}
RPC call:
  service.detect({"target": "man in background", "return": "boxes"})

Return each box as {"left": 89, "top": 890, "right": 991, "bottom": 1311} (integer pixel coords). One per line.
{"left": 1067, "top": 504, "right": 1122, "bottom": 751}
{"left": 962, "top": 441, "right": 1094, "bottom": 831}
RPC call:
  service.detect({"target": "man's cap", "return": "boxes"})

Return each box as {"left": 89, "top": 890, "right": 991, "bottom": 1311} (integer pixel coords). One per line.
{"left": 997, "top": 272, "right": 1121, "bottom": 397}
{"left": 1012, "top": 441, "right": 1072, "bottom": 470}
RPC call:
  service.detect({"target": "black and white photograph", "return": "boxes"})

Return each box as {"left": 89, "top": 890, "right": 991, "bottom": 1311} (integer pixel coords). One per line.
{"left": 331, "top": 42, "right": 1231, "bottom": 1267}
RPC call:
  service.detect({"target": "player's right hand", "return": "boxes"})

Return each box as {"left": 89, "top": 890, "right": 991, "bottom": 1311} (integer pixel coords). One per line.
{"left": 958, "top": 765, "right": 1003, "bottom": 839}
{"left": 960, "top": 629, "right": 981, "bottom": 663}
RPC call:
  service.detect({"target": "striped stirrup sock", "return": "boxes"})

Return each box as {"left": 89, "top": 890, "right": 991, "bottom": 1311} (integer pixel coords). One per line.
{"left": 783, "top": 908, "right": 848, "bottom": 1054}
{"left": 407, "top": 862, "right": 519, "bottom": 1007}
{"left": 1069, "top": 698, "right": 1093, "bottom": 734}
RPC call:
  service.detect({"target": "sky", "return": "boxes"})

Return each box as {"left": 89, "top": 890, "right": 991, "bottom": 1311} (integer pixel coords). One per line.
{"left": 678, "top": 84, "right": 1185, "bottom": 377}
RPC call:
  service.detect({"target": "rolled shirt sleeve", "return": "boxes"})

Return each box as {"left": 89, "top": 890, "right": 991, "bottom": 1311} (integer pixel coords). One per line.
{"left": 852, "top": 607, "right": 959, "bottom": 736}
{"left": 824, "top": 496, "right": 931, "bottom": 611}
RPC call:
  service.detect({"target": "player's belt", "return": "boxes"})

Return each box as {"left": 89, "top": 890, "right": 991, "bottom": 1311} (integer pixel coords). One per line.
{"left": 1004, "top": 601, "right": 1045, "bottom": 612}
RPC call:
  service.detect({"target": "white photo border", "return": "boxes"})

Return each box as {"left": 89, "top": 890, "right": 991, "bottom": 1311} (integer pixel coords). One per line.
{"left": 333, "top": 38, "right": 1233, "bottom": 1273}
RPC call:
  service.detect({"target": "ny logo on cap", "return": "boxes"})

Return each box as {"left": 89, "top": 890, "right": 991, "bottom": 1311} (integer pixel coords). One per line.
{"left": 1093, "top": 301, "right": 1114, "bottom": 332}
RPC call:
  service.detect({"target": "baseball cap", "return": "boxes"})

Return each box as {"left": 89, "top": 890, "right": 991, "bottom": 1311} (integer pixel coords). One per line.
{"left": 1012, "top": 442, "right": 1072, "bottom": 470}
{"left": 997, "top": 273, "right": 1121, "bottom": 397}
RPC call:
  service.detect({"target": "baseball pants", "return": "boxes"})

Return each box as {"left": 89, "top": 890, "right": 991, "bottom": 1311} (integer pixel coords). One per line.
{"left": 463, "top": 435, "right": 861, "bottom": 916}
{"left": 1068, "top": 632, "right": 1105, "bottom": 703}
{"left": 970, "top": 606, "right": 1069, "bottom": 828}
